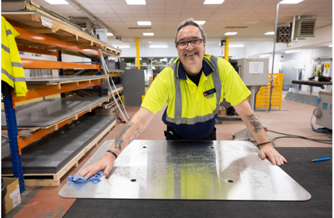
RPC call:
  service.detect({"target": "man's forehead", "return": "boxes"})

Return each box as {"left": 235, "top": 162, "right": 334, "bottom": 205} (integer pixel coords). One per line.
{"left": 177, "top": 25, "right": 201, "bottom": 40}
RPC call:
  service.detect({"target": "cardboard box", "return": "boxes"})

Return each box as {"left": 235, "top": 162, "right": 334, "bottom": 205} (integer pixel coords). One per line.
{"left": 218, "top": 106, "right": 227, "bottom": 116}
{"left": 3, "top": 178, "right": 21, "bottom": 214}
{"left": 148, "top": 77, "right": 153, "bottom": 87}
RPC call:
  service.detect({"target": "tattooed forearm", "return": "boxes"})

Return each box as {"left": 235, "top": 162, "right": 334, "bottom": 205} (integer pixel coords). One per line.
{"left": 245, "top": 113, "right": 263, "bottom": 133}
{"left": 114, "top": 122, "right": 134, "bottom": 151}
{"left": 128, "top": 127, "right": 144, "bottom": 145}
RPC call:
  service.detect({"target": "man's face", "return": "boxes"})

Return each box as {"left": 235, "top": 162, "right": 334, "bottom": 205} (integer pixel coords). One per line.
{"left": 176, "top": 25, "right": 206, "bottom": 68}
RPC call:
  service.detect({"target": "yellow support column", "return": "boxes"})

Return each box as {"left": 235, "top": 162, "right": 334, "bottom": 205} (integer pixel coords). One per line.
{"left": 224, "top": 37, "right": 229, "bottom": 61}
{"left": 136, "top": 37, "right": 140, "bottom": 69}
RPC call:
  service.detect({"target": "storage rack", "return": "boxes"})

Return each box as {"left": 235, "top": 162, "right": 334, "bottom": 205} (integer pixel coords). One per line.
{"left": 2, "top": 12, "right": 122, "bottom": 193}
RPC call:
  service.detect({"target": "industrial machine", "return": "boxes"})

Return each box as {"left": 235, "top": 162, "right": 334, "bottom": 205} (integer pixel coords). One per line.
{"left": 315, "top": 91, "right": 332, "bottom": 130}
{"left": 232, "top": 58, "right": 269, "bottom": 141}
{"left": 237, "top": 58, "right": 269, "bottom": 109}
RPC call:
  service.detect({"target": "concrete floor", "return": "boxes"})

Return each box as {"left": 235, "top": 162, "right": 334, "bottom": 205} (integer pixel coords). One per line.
{"left": 6, "top": 98, "right": 332, "bottom": 218}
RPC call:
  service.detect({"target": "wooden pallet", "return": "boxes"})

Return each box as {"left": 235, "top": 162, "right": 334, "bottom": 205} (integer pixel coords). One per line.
{"left": 2, "top": 10, "right": 121, "bottom": 57}
{"left": 109, "top": 70, "right": 124, "bottom": 77}
{"left": 104, "top": 98, "right": 122, "bottom": 110}
{"left": 89, "top": 86, "right": 123, "bottom": 97}
{"left": 2, "top": 120, "right": 116, "bottom": 186}
{"left": 26, "top": 77, "right": 107, "bottom": 90}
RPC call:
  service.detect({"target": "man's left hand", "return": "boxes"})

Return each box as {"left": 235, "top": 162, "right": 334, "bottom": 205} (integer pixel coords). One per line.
{"left": 258, "top": 144, "right": 287, "bottom": 166}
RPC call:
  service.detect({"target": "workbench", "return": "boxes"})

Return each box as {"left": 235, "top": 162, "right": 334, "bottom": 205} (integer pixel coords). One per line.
{"left": 62, "top": 142, "right": 331, "bottom": 218}
{"left": 292, "top": 80, "right": 332, "bottom": 94}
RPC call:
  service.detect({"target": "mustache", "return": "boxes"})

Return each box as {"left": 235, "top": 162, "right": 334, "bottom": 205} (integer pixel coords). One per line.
{"left": 183, "top": 49, "right": 198, "bottom": 54}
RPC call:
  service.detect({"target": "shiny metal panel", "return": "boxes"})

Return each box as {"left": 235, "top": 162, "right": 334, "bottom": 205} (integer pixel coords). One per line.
{"left": 1, "top": 97, "right": 109, "bottom": 127}
{"left": 25, "top": 75, "right": 107, "bottom": 84}
{"left": 59, "top": 140, "right": 311, "bottom": 201}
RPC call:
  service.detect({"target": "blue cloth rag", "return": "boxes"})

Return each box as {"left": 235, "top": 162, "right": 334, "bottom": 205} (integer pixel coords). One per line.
{"left": 67, "top": 171, "right": 104, "bottom": 184}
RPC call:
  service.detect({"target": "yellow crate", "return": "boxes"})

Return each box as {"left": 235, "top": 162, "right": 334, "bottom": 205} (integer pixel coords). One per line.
{"left": 255, "top": 73, "right": 284, "bottom": 110}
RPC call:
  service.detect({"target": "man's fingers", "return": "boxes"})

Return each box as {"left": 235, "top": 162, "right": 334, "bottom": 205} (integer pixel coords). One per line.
{"left": 268, "top": 154, "right": 276, "bottom": 165}
{"left": 79, "top": 166, "right": 91, "bottom": 177}
{"left": 104, "top": 164, "right": 112, "bottom": 177}
{"left": 259, "top": 150, "right": 266, "bottom": 160}
{"left": 85, "top": 168, "right": 99, "bottom": 179}
{"left": 276, "top": 155, "right": 283, "bottom": 166}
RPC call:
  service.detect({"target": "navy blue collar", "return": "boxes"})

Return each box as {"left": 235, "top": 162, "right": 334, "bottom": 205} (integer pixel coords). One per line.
{"left": 176, "top": 58, "right": 214, "bottom": 80}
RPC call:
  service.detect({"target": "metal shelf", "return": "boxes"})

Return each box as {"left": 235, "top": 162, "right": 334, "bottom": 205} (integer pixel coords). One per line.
{"left": 2, "top": 14, "right": 117, "bottom": 193}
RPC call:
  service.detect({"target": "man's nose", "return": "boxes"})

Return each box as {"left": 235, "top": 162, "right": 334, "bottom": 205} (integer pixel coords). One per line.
{"left": 185, "top": 41, "right": 194, "bottom": 49}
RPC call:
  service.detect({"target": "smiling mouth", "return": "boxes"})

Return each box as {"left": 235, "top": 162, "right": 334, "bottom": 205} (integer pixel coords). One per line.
{"left": 185, "top": 52, "right": 197, "bottom": 57}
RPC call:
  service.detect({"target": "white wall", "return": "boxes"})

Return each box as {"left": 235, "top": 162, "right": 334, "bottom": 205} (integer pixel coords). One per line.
{"left": 119, "top": 45, "right": 245, "bottom": 59}
{"left": 244, "top": 24, "right": 332, "bottom": 57}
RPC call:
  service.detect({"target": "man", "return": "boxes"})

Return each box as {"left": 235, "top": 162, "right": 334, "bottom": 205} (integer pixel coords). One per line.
{"left": 80, "top": 18, "right": 287, "bottom": 179}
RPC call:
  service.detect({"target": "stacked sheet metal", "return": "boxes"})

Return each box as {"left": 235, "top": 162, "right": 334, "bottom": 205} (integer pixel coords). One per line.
{"left": 2, "top": 115, "right": 115, "bottom": 174}
{"left": 1, "top": 97, "right": 110, "bottom": 127}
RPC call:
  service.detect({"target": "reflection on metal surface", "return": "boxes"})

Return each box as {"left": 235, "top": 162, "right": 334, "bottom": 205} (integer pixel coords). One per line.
{"left": 1, "top": 97, "right": 109, "bottom": 127}
{"left": 25, "top": 75, "right": 107, "bottom": 84}
{"left": 59, "top": 140, "right": 311, "bottom": 201}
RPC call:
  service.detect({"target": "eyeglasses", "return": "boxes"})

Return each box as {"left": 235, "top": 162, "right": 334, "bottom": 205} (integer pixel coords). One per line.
{"left": 176, "top": 38, "right": 203, "bottom": 47}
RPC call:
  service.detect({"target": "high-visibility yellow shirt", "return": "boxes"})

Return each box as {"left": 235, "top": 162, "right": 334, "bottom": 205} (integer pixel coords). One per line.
{"left": 1, "top": 16, "right": 27, "bottom": 97}
{"left": 142, "top": 54, "right": 250, "bottom": 139}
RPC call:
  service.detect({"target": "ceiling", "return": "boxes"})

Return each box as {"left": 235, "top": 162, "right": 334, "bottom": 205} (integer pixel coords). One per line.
{"left": 32, "top": 0, "right": 332, "bottom": 43}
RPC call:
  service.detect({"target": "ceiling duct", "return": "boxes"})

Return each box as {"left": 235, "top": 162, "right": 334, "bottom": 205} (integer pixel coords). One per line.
{"left": 276, "top": 26, "right": 291, "bottom": 43}
{"left": 294, "top": 19, "right": 316, "bottom": 39}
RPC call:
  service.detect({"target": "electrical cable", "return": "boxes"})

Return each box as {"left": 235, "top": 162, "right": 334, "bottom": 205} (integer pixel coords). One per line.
{"left": 265, "top": 129, "right": 332, "bottom": 147}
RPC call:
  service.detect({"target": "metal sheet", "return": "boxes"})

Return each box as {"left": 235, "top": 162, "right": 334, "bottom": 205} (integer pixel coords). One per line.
{"left": 285, "top": 92, "right": 318, "bottom": 106}
{"left": 25, "top": 75, "right": 107, "bottom": 84}
{"left": 59, "top": 140, "right": 311, "bottom": 201}
{"left": 1, "top": 97, "right": 109, "bottom": 127}
{"left": 2, "top": 115, "right": 115, "bottom": 174}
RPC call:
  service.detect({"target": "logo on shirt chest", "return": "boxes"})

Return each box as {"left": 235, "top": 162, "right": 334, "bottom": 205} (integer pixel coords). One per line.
{"left": 203, "top": 88, "right": 216, "bottom": 99}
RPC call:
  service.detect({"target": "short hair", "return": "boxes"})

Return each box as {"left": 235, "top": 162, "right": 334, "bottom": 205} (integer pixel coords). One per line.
{"left": 174, "top": 18, "right": 207, "bottom": 45}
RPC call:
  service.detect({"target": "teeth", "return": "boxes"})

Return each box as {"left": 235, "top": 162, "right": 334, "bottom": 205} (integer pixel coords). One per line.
{"left": 186, "top": 53, "right": 195, "bottom": 56}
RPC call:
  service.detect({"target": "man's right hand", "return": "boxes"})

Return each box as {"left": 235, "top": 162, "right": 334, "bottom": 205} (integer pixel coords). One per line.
{"left": 79, "top": 153, "right": 115, "bottom": 178}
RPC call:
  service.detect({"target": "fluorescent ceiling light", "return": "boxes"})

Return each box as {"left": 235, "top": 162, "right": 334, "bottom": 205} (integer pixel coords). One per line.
{"left": 203, "top": 0, "right": 225, "bottom": 4}
{"left": 137, "top": 21, "right": 151, "bottom": 25}
{"left": 143, "top": 33, "right": 154, "bottom": 36}
{"left": 285, "top": 49, "right": 300, "bottom": 53}
{"left": 45, "top": 0, "right": 68, "bottom": 4}
{"left": 160, "top": 58, "right": 167, "bottom": 62}
{"left": 195, "top": 21, "right": 206, "bottom": 25}
{"left": 107, "top": 33, "right": 113, "bottom": 36}
{"left": 225, "top": 32, "right": 237, "bottom": 35}
{"left": 244, "top": 21, "right": 258, "bottom": 24}
{"left": 229, "top": 44, "right": 244, "bottom": 48}
{"left": 265, "top": 32, "right": 275, "bottom": 35}
{"left": 149, "top": 45, "right": 168, "bottom": 48}
{"left": 329, "top": 44, "right": 332, "bottom": 47}
{"left": 126, "top": 0, "right": 146, "bottom": 5}
{"left": 279, "top": 0, "right": 303, "bottom": 4}
{"left": 260, "top": 54, "right": 270, "bottom": 57}
{"left": 113, "top": 45, "right": 130, "bottom": 48}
